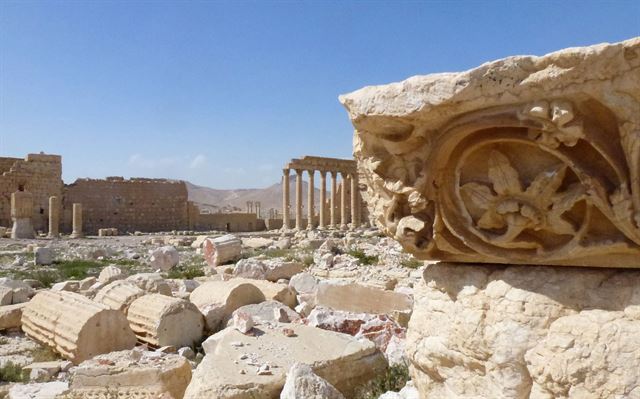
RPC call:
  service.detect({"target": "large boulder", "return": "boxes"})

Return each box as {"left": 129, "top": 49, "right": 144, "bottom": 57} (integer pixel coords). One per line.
{"left": 190, "top": 280, "right": 265, "bottom": 332}
{"left": 234, "top": 278, "right": 297, "bottom": 308}
{"left": 21, "top": 291, "right": 136, "bottom": 364}
{"left": 280, "top": 363, "right": 345, "bottom": 399}
{"left": 126, "top": 273, "right": 172, "bottom": 296}
{"left": 315, "top": 281, "right": 412, "bottom": 316}
{"left": 61, "top": 349, "right": 191, "bottom": 399}
{"left": 406, "top": 263, "right": 640, "bottom": 399}
{"left": 234, "top": 258, "right": 305, "bottom": 282}
{"left": 149, "top": 246, "right": 179, "bottom": 271}
{"left": 229, "top": 300, "right": 300, "bottom": 325}
{"left": 203, "top": 235, "right": 242, "bottom": 267}
{"left": 183, "top": 323, "right": 387, "bottom": 398}
{"left": 0, "top": 277, "right": 35, "bottom": 304}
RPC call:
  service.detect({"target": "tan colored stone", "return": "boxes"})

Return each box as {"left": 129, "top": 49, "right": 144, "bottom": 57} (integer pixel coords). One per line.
{"left": 190, "top": 280, "right": 265, "bottom": 332}
{"left": 405, "top": 262, "right": 640, "bottom": 399}
{"left": 0, "top": 303, "right": 27, "bottom": 330}
{"left": 184, "top": 323, "right": 387, "bottom": 399}
{"left": 203, "top": 234, "right": 242, "bottom": 267}
{"left": 126, "top": 273, "right": 172, "bottom": 295}
{"left": 21, "top": 290, "right": 136, "bottom": 364}
{"left": 316, "top": 281, "right": 412, "bottom": 315}
{"left": 94, "top": 280, "right": 145, "bottom": 313}
{"left": 11, "top": 190, "right": 35, "bottom": 239}
{"left": 234, "top": 278, "right": 297, "bottom": 308}
{"left": 97, "top": 265, "right": 123, "bottom": 284}
{"left": 340, "top": 37, "right": 640, "bottom": 268}
{"left": 127, "top": 294, "right": 204, "bottom": 348}
{"left": 61, "top": 349, "right": 191, "bottom": 399}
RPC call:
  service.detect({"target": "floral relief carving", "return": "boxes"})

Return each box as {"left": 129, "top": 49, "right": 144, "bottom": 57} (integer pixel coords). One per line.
{"left": 522, "top": 100, "right": 585, "bottom": 148}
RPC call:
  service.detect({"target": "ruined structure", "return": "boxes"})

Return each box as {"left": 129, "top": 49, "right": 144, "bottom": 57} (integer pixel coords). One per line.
{"left": 282, "top": 156, "right": 366, "bottom": 230}
{"left": 341, "top": 38, "right": 640, "bottom": 268}
{"left": 0, "top": 154, "right": 63, "bottom": 232}
{"left": 10, "top": 191, "right": 35, "bottom": 239}
{"left": 341, "top": 38, "right": 640, "bottom": 399}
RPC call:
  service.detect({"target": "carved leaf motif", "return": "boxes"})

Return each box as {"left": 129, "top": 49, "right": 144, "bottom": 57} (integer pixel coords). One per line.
{"left": 546, "top": 217, "right": 576, "bottom": 235}
{"left": 478, "top": 211, "right": 505, "bottom": 229}
{"left": 550, "top": 184, "right": 586, "bottom": 215}
{"left": 461, "top": 183, "right": 494, "bottom": 210}
{"left": 488, "top": 151, "right": 523, "bottom": 195}
{"left": 525, "top": 164, "right": 567, "bottom": 199}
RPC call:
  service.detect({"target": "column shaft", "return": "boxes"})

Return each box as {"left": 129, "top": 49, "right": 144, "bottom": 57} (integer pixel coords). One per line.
{"left": 282, "top": 169, "right": 290, "bottom": 229}
{"left": 295, "top": 169, "right": 303, "bottom": 230}
{"left": 71, "top": 203, "right": 83, "bottom": 238}
{"left": 319, "top": 172, "right": 327, "bottom": 228}
{"left": 48, "top": 196, "right": 59, "bottom": 238}
{"left": 330, "top": 172, "right": 337, "bottom": 228}
{"left": 307, "top": 170, "right": 314, "bottom": 229}
{"left": 350, "top": 173, "right": 358, "bottom": 229}
{"left": 340, "top": 173, "right": 347, "bottom": 229}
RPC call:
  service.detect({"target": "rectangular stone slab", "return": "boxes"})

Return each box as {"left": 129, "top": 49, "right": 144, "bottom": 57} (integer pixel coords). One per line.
{"left": 340, "top": 37, "right": 640, "bottom": 268}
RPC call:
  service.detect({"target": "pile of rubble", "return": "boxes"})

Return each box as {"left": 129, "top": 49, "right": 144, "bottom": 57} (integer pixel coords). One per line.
{"left": 0, "top": 228, "right": 423, "bottom": 398}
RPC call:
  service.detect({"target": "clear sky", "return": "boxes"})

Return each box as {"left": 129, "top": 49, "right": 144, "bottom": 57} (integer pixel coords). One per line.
{"left": 1, "top": 1, "right": 638, "bottom": 189}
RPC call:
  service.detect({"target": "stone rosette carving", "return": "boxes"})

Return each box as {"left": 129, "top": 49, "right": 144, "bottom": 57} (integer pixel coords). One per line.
{"left": 340, "top": 37, "right": 640, "bottom": 268}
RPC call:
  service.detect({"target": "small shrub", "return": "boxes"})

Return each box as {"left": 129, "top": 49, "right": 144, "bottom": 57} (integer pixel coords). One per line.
{"left": 29, "top": 345, "right": 60, "bottom": 362}
{"left": 166, "top": 265, "right": 205, "bottom": 280}
{"left": 348, "top": 249, "right": 379, "bottom": 266}
{"left": 0, "top": 361, "right": 26, "bottom": 383}
{"left": 54, "top": 259, "right": 103, "bottom": 280}
{"left": 354, "top": 364, "right": 410, "bottom": 399}
{"left": 401, "top": 257, "right": 423, "bottom": 269}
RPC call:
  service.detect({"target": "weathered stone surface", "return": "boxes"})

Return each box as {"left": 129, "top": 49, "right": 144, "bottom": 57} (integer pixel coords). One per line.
{"left": 203, "top": 234, "right": 242, "bottom": 267}
{"left": 0, "top": 303, "right": 27, "bottom": 330}
{"left": 0, "top": 277, "right": 35, "bottom": 304}
{"left": 98, "top": 265, "right": 123, "bottom": 284}
{"left": 190, "top": 280, "right": 265, "bottom": 332}
{"left": 21, "top": 290, "right": 136, "bottom": 364}
{"left": 8, "top": 381, "right": 68, "bottom": 399}
{"left": 94, "top": 280, "right": 145, "bottom": 313}
{"left": 235, "top": 278, "right": 297, "bottom": 308}
{"left": 51, "top": 280, "right": 79, "bottom": 292}
{"left": 405, "top": 263, "right": 640, "bottom": 399}
{"left": 61, "top": 349, "right": 191, "bottom": 399}
{"left": 234, "top": 258, "right": 305, "bottom": 282}
{"left": 149, "top": 245, "right": 179, "bottom": 271}
{"left": 126, "top": 273, "right": 172, "bottom": 295}
{"left": 230, "top": 300, "right": 301, "bottom": 325}
{"left": 34, "top": 247, "right": 54, "bottom": 265}
{"left": 127, "top": 294, "right": 204, "bottom": 348}
{"left": 289, "top": 272, "right": 318, "bottom": 295}
{"left": 184, "top": 323, "right": 387, "bottom": 399}
{"left": 340, "top": 38, "right": 640, "bottom": 268}
{"left": 280, "top": 363, "right": 345, "bottom": 399}
{"left": 316, "top": 281, "right": 412, "bottom": 315}
{"left": 11, "top": 190, "right": 36, "bottom": 239}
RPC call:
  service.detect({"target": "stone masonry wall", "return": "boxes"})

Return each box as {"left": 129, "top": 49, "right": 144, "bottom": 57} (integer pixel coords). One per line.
{"left": 194, "top": 212, "right": 265, "bottom": 232}
{"left": 0, "top": 154, "right": 63, "bottom": 231}
{"left": 62, "top": 177, "right": 189, "bottom": 234}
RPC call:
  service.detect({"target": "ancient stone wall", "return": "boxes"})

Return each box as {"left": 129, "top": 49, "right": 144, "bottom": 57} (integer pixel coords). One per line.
{"left": 62, "top": 177, "right": 189, "bottom": 234}
{"left": 0, "top": 154, "right": 63, "bottom": 231}
{"left": 194, "top": 212, "right": 265, "bottom": 232}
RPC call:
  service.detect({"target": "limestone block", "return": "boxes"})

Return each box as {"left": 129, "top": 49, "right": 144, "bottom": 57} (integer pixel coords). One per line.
{"left": 34, "top": 247, "right": 54, "bottom": 265}
{"left": 8, "top": 382, "right": 69, "bottom": 399}
{"left": 405, "top": 262, "right": 640, "bottom": 399}
{"left": 203, "top": 235, "right": 242, "bottom": 267}
{"left": 190, "top": 235, "right": 208, "bottom": 249}
{"left": 0, "top": 303, "right": 27, "bottom": 330}
{"left": 229, "top": 300, "right": 301, "bottom": 325}
{"left": 0, "top": 286, "right": 12, "bottom": 306}
{"left": 126, "top": 273, "right": 172, "bottom": 295}
{"left": 61, "top": 350, "right": 191, "bottom": 399}
{"left": 51, "top": 280, "right": 80, "bottom": 293}
{"left": 11, "top": 191, "right": 35, "bottom": 239}
{"left": 21, "top": 290, "right": 136, "bottom": 364}
{"left": 94, "top": 280, "right": 145, "bottom": 313}
{"left": 184, "top": 323, "right": 387, "bottom": 399}
{"left": 127, "top": 294, "right": 204, "bottom": 348}
{"left": 149, "top": 246, "right": 179, "bottom": 271}
{"left": 340, "top": 38, "right": 640, "bottom": 268}
{"left": 234, "top": 278, "right": 297, "bottom": 308}
{"left": 189, "top": 280, "right": 265, "bottom": 332}
{"left": 280, "top": 363, "right": 345, "bottom": 399}
{"left": 0, "top": 277, "right": 35, "bottom": 304}
{"left": 241, "top": 237, "right": 274, "bottom": 249}
{"left": 289, "top": 272, "right": 318, "bottom": 294}
{"left": 78, "top": 277, "right": 96, "bottom": 291}
{"left": 315, "top": 281, "right": 412, "bottom": 315}
{"left": 97, "top": 265, "right": 123, "bottom": 284}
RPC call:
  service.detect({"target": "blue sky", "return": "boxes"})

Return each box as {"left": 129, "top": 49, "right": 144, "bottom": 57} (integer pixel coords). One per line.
{"left": 1, "top": 1, "right": 638, "bottom": 189}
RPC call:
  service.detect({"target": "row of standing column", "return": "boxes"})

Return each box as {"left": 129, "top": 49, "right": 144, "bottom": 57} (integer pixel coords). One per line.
{"left": 282, "top": 168, "right": 360, "bottom": 230}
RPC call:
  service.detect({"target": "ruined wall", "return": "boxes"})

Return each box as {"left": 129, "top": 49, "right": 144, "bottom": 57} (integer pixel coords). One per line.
{"left": 0, "top": 154, "right": 63, "bottom": 231}
{"left": 62, "top": 177, "right": 189, "bottom": 234}
{"left": 194, "top": 212, "right": 265, "bottom": 232}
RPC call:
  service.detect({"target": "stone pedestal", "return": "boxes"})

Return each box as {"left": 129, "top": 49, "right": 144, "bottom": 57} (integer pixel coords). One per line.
{"left": 47, "top": 196, "right": 60, "bottom": 238}
{"left": 10, "top": 191, "right": 35, "bottom": 239}
{"left": 71, "top": 203, "right": 83, "bottom": 238}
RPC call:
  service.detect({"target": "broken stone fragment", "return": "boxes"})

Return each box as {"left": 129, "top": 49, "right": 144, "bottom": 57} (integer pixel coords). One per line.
{"left": 127, "top": 293, "right": 204, "bottom": 349}
{"left": 203, "top": 234, "right": 242, "bottom": 267}
{"left": 21, "top": 290, "right": 136, "bottom": 364}
{"left": 34, "top": 247, "right": 54, "bottom": 265}
{"left": 232, "top": 311, "right": 254, "bottom": 334}
{"left": 149, "top": 245, "right": 180, "bottom": 271}
{"left": 98, "top": 264, "right": 123, "bottom": 284}
{"left": 184, "top": 323, "right": 387, "bottom": 399}
{"left": 7, "top": 381, "right": 68, "bottom": 399}
{"left": 189, "top": 280, "right": 265, "bottom": 332}
{"left": 51, "top": 280, "right": 80, "bottom": 293}
{"left": 126, "top": 273, "right": 172, "bottom": 295}
{"left": 280, "top": 363, "right": 345, "bottom": 399}
{"left": 94, "top": 280, "right": 145, "bottom": 314}
{"left": 0, "top": 302, "right": 27, "bottom": 331}
{"left": 62, "top": 349, "right": 191, "bottom": 399}
{"left": 0, "top": 277, "right": 35, "bottom": 304}
{"left": 229, "top": 300, "right": 300, "bottom": 325}
{"left": 233, "top": 278, "right": 297, "bottom": 308}
{"left": 315, "top": 281, "right": 412, "bottom": 315}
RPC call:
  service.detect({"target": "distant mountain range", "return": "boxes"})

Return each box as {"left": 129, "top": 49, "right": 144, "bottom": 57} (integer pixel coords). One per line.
{"left": 185, "top": 176, "right": 320, "bottom": 216}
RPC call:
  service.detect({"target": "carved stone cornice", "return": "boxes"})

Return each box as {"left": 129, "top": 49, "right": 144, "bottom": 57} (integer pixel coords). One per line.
{"left": 340, "top": 38, "right": 640, "bottom": 268}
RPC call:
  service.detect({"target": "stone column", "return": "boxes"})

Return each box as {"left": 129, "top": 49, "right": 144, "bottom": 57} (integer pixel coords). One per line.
{"left": 330, "top": 171, "right": 337, "bottom": 228}
{"left": 319, "top": 171, "right": 327, "bottom": 229}
{"left": 295, "top": 169, "right": 303, "bottom": 230}
{"left": 307, "top": 170, "right": 315, "bottom": 229}
{"left": 71, "top": 203, "right": 84, "bottom": 238}
{"left": 350, "top": 173, "right": 359, "bottom": 229}
{"left": 282, "top": 169, "right": 290, "bottom": 230}
{"left": 10, "top": 191, "right": 35, "bottom": 239}
{"left": 48, "top": 196, "right": 60, "bottom": 238}
{"left": 255, "top": 202, "right": 261, "bottom": 218}
{"left": 340, "top": 173, "right": 348, "bottom": 230}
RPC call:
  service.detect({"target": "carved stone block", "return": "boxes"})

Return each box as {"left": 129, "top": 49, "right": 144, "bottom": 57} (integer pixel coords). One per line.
{"left": 340, "top": 38, "right": 640, "bottom": 267}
